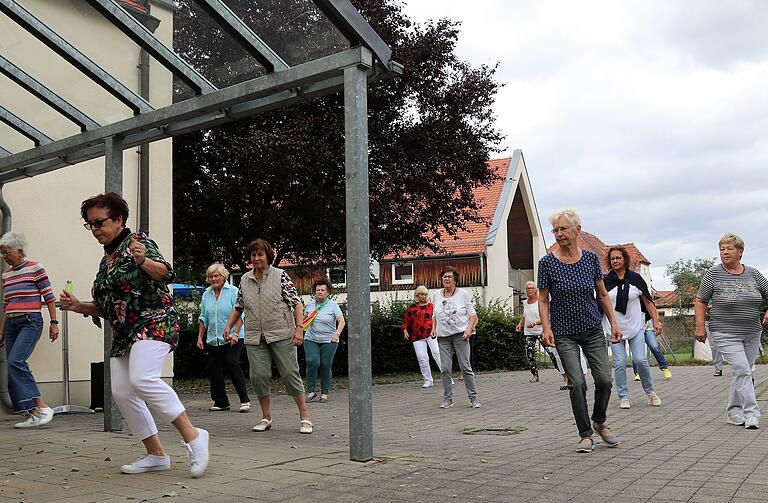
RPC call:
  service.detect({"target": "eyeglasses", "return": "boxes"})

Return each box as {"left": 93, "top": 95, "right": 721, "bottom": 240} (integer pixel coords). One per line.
{"left": 442, "top": 275, "right": 454, "bottom": 280}
{"left": 551, "top": 226, "right": 573, "bottom": 234}
{"left": 83, "top": 217, "right": 113, "bottom": 230}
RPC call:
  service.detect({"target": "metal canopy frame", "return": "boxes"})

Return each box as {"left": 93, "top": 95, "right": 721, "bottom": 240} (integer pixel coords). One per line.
{"left": 0, "top": 0, "right": 400, "bottom": 463}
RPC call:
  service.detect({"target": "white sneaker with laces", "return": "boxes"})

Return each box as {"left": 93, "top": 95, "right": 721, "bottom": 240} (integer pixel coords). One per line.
{"left": 422, "top": 381, "right": 433, "bottom": 388}
{"left": 745, "top": 416, "right": 760, "bottom": 429}
{"left": 469, "top": 397, "right": 482, "bottom": 408}
{"left": 38, "top": 407, "right": 54, "bottom": 425}
{"left": 647, "top": 392, "right": 662, "bottom": 407}
{"left": 14, "top": 413, "right": 41, "bottom": 429}
{"left": 727, "top": 414, "right": 745, "bottom": 426}
{"left": 184, "top": 428, "right": 209, "bottom": 478}
{"left": 120, "top": 454, "right": 171, "bottom": 474}
{"left": 619, "top": 398, "right": 631, "bottom": 409}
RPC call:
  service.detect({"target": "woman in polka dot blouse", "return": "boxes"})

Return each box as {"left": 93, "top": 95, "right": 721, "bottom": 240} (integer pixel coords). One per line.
{"left": 537, "top": 209, "right": 623, "bottom": 453}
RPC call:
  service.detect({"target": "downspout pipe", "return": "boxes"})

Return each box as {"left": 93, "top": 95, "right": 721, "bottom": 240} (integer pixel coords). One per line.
{"left": 0, "top": 184, "right": 14, "bottom": 410}
{"left": 479, "top": 252, "right": 487, "bottom": 307}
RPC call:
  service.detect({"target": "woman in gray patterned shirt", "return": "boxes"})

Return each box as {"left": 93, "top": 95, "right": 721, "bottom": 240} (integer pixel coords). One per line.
{"left": 694, "top": 233, "right": 768, "bottom": 429}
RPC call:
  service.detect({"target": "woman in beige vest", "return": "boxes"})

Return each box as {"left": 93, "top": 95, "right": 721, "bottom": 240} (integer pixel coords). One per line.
{"left": 224, "top": 239, "right": 312, "bottom": 434}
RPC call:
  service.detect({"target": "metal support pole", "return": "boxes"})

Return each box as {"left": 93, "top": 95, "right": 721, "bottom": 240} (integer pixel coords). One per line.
{"left": 343, "top": 63, "right": 372, "bottom": 462}
{"left": 103, "top": 136, "right": 124, "bottom": 431}
{"left": 52, "top": 307, "right": 94, "bottom": 415}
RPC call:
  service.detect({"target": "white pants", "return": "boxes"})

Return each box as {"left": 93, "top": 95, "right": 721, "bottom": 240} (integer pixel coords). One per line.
{"left": 110, "top": 340, "right": 186, "bottom": 441}
{"left": 710, "top": 331, "right": 762, "bottom": 419}
{"left": 413, "top": 337, "right": 442, "bottom": 385}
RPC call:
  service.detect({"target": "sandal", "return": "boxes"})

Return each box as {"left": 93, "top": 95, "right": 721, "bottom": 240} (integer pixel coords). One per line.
{"left": 529, "top": 376, "right": 539, "bottom": 383}
{"left": 576, "top": 437, "right": 594, "bottom": 453}
{"left": 299, "top": 419, "right": 313, "bottom": 434}
{"left": 252, "top": 418, "right": 272, "bottom": 432}
{"left": 559, "top": 384, "right": 568, "bottom": 390}
{"left": 713, "top": 369, "right": 723, "bottom": 376}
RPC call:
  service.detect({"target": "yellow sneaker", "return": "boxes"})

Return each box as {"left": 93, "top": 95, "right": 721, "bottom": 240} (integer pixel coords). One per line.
{"left": 633, "top": 373, "right": 640, "bottom": 381}
{"left": 662, "top": 368, "right": 672, "bottom": 379}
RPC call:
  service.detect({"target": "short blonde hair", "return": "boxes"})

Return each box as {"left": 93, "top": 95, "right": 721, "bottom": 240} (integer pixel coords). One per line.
{"left": 524, "top": 280, "right": 537, "bottom": 289}
{"left": 413, "top": 285, "right": 429, "bottom": 301}
{"left": 549, "top": 208, "right": 581, "bottom": 228}
{"left": 206, "top": 263, "right": 230, "bottom": 280}
{"left": 718, "top": 233, "right": 744, "bottom": 252}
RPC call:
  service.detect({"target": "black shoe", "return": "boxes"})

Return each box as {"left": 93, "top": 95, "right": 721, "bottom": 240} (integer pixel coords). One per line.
{"left": 713, "top": 369, "right": 723, "bottom": 377}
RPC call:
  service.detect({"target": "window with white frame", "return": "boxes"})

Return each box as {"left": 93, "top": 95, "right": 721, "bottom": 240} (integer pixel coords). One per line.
{"left": 392, "top": 262, "right": 414, "bottom": 285}
{"left": 327, "top": 267, "right": 346, "bottom": 288}
{"left": 369, "top": 259, "right": 380, "bottom": 286}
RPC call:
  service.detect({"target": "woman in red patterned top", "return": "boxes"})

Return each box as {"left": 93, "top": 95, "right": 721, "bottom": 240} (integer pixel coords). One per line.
{"left": 402, "top": 285, "right": 442, "bottom": 387}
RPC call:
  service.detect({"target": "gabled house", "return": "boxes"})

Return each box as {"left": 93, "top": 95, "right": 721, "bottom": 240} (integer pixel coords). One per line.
{"left": 283, "top": 150, "right": 548, "bottom": 307}
{"left": 547, "top": 233, "right": 654, "bottom": 289}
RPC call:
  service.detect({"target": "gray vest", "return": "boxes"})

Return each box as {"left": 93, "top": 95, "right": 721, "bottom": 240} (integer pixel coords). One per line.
{"left": 240, "top": 266, "right": 295, "bottom": 345}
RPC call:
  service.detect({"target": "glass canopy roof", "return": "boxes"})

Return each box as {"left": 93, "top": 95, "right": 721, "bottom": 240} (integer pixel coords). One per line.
{"left": 0, "top": 0, "right": 399, "bottom": 182}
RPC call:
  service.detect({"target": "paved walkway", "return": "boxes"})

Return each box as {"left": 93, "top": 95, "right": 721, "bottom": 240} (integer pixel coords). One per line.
{"left": 1, "top": 366, "right": 767, "bottom": 502}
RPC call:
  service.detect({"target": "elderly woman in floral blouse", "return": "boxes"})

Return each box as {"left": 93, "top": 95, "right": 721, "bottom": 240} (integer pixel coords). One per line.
{"left": 61, "top": 192, "right": 208, "bottom": 478}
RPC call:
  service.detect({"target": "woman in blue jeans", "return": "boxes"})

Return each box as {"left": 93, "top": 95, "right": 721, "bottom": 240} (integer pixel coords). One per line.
{"left": 538, "top": 209, "right": 622, "bottom": 452}
{"left": 303, "top": 278, "right": 345, "bottom": 403}
{"left": 631, "top": 320, "right": 672, "bottom": 380}
{"left": 602, "top": 246, "right": 664, "bottom": 409}
{"left": 0, "top": 232, "right": 59, "bottom": 428}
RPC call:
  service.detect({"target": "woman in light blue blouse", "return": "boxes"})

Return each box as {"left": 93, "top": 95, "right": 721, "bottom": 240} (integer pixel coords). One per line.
{"left": 303, "top": 278, "right": 345, "bottom": 403}
{"left": 197, "top": 263, "right": 250, "bottom": 412}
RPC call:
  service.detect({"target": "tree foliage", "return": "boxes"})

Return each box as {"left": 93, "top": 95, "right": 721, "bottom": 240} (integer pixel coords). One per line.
{"left": 171, "top": 0, "right": 503, "bottom": 280}
{"left": 664, "top": 257, "right": 715, "bottom": 313}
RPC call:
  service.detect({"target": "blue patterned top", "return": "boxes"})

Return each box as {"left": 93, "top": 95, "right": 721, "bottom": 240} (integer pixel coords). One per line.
{"left": 537, "top": 250, "right": 603, "bottom": 336}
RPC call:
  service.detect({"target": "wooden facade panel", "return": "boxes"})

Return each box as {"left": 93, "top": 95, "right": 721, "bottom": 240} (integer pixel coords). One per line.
{"left": 507, "top": 187, "right": 534, "bottom": 270}
{"left": 380, "top": 256, "right": 483, "bottom": 290}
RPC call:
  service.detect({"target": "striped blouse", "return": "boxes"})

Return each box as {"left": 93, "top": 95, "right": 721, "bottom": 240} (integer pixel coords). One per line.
{"left": 2, "top": 260, "right": 56, "bottom": 314}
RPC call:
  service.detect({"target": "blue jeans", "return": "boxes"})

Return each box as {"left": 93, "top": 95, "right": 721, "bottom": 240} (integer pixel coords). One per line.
{"left": 555, "top": 324, "right": 612, "bottom": 438}
{"left": 613, "top": 330, "right": 655, "bottom": 399}
{"left": 4, "top": 313, "right": 43, "bottom": 412}
{"left": 631, "top": 328, "right": 669, "bottom": 374}
{"left": 304, "top": 340, "right": 338, "bottom": 394}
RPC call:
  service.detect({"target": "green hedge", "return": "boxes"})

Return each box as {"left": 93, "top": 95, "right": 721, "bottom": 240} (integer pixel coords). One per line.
{"left": 173, "top": 294, "right": 530, "bottom": 379}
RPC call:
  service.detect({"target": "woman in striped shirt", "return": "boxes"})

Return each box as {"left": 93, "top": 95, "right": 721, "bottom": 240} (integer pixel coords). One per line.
{"left": 695, "top": 233, "right": 768, "bottom": 429}
{"left": 0, "top": 232, "right": 59, "bottom": 428}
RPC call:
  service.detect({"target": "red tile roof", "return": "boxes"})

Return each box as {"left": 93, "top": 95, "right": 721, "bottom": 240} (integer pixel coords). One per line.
{"left": 117, "top": 0, "right": 148, "bottom": 14}
{"left": 653, "top": 290, "right": 679, "bottom": 308}
{"left": 383, "top": 157, "right": 513, "bottom": 260}
{"left": 546, "top": 233, "right": 650, "bottom": 274}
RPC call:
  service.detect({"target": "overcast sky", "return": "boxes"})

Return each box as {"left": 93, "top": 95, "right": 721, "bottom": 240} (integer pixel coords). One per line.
{"left": 403, "top": 0, "right": 768, "bottom": 290}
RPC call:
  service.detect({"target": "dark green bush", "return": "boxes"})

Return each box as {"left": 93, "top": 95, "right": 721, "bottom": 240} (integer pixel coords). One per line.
{"left": 173, "top": 293, "right": 530, "bottom": 378}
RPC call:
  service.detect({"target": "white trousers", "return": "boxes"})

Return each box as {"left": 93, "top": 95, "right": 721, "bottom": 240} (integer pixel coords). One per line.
{"left": 110, "top": 340, "right": 186, "bottom": 441}
{"left": 413, "top": 337, "right": 442, "bottom": 384}
{"left": 710, "top": 331, "right": 762, "bottom": 419}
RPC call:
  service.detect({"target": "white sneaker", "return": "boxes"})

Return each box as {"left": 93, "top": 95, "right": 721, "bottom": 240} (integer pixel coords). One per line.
{"left": 647, "top": 392, "right": 662, "bottom": 407}
{"left": 120, "top": 454, "right": 171, "bottom": 474}
{"left": 422, "top": 382, "right": 433, "bottom": 388}
{"left": 745, "top": 416, "right": 760, "bottom": 429}
{"left": 183, "top": 428, "right": 209, "bottom": 478}
{"left": 14, "top": 407, "right": 53, "bottom": 428}
{"left": 619, "top": 398, "right": 631, "bottom": 409}
{"left": 14, "top": 413, "right": 41, "bottom": 429}
{"left": 727, "top": 414, "right": 746, "bottom": 426}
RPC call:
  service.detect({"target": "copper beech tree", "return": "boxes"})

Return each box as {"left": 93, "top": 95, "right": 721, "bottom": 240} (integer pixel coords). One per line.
{"left": 172, "top": 0, "right": 503, "bottom": 278}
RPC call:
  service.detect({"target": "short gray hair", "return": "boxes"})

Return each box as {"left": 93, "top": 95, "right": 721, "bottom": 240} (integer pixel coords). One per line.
{"left": 524, "top": 280, "right": 537, "bottom": 289}
{"left": 0, "top": 231, "right": 28, "bottom": 254}
{"left": 413, "top": 285, "right": 429, "bottom": 301}
{"left": 205, "top": 262, "right": 230, "bottom": 280}
{"left": 549, "top": 208, "right": 581, "bottom": 228}
{"left": 718, "top": 233, "right": 745, "bottom": 252}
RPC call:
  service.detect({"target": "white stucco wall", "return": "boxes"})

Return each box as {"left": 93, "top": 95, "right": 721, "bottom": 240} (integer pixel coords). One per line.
{"left": 0, "top": 1, "right": 175, "bottom": 409}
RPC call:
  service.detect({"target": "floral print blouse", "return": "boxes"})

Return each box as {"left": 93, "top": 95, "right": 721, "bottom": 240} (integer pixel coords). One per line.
{"left": 92, "top": 232, "right": 179, "bottom": 357}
